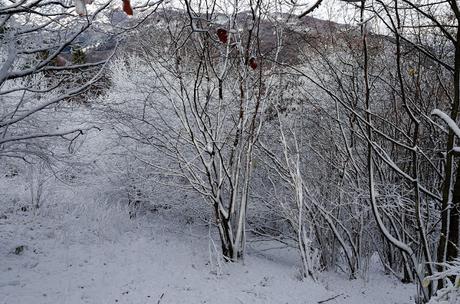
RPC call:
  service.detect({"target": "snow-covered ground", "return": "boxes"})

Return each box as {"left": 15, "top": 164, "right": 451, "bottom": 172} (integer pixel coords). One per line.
{"left": 0, "top": 194, "right": 415, "bottom": 304}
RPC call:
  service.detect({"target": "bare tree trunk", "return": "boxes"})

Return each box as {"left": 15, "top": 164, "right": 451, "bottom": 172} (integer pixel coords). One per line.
{"left": 437, "top": 9, "right": 460, "bottom": 286}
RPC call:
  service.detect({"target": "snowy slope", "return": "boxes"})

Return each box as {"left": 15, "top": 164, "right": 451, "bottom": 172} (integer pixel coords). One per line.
{"left": 0, "top": 196, "right": 415, "bottom": 304}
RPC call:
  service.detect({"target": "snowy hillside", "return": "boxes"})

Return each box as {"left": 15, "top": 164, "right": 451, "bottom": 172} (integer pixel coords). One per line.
{"left": 2, "top": 0, "right": 460, "bottom": 303}
{"left": 0, "top": 193, "right": 413, "bottom": 304}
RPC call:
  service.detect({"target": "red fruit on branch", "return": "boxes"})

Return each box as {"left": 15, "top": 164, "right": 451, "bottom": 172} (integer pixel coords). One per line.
{"left": 123, "top": 0, "right": 133, "bottom": 16}
{"left": 248, "top": 57, "right": 257, "bottom": 70}
{"left": 217, "top": 28, "right": 228, "bottom": 44}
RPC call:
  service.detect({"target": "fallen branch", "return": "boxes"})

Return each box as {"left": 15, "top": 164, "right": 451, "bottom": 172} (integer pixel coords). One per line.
{"left": 317, "top": 293, "right": 344, "bottom": 304}
{"left": 157, "top": 292, "right": 165, "bottom": 304}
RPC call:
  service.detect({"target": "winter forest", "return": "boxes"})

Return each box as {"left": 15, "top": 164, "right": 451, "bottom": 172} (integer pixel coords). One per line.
{"left": 1, "top": 0, "right": 460, "bottom": 303}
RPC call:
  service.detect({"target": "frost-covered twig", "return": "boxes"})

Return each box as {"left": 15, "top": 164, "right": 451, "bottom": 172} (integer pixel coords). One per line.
{"left": 432, "top": 109, "right": 460, "bottom": 139}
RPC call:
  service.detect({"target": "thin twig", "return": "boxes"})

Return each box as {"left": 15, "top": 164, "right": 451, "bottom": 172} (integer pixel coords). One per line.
{"left": 317, "top": 293, "right": 344, "bottom": 304}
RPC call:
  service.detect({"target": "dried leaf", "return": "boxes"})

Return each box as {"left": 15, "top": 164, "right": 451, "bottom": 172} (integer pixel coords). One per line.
{"left": 123, "top": 0, "right": 133, "bottom": 16}
{"left": 422, "top": 278, "right": 430, "bottom": 288}
{"left": 249, "top": 57, "right": 257, "bottom": 70}
{"left": 217, "top": 29, "right": 228, "bottom": 44}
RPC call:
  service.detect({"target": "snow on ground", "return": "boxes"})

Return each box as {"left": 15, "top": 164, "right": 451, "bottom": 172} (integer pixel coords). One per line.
{"left": 0, "top": 172, "right": 415, "bottom": 304}
{"left": 1, "top": 212, "right": 412, "bottom": 304}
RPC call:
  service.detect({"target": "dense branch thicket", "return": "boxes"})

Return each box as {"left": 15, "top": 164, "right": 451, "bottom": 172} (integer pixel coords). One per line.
{"left": 2, "top": 0, "right": 460, "bottom": 302}
{"left": 99, "top": 0, "right": 460, "bottom": 301}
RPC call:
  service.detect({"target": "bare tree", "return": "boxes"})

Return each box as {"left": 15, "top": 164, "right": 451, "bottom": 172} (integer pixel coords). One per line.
{"left": 0, "top": 0, "right": 159, "bottom": 162}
